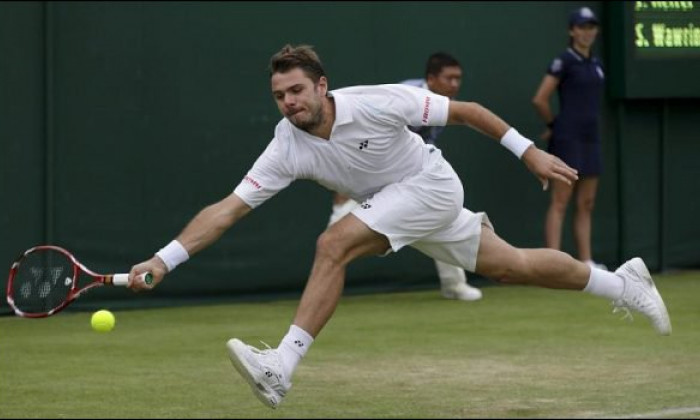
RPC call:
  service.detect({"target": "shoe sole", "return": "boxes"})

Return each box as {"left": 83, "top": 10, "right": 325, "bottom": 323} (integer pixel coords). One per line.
{"left": 226, "top": 339, "right": 279, "bottom": 409}
{"left": 628, "top": 258, "right": 672, "bottom": 335}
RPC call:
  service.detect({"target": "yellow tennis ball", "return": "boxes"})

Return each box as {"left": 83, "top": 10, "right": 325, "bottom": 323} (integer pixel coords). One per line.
{"left": 91, "top": 309, "right": 115, "bottom": 332}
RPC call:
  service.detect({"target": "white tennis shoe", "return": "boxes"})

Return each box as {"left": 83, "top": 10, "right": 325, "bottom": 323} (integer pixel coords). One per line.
{"left": 441, "top": 283, "right": 483, "bottom": 301}
{"left": 612, "top": 257, "right": 672, "bottom": 335}
{"left": 226, "top": 338, "right": 290, "bottom": 409}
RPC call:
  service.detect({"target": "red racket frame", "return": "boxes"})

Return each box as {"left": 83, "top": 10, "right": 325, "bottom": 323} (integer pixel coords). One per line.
{"left": 6, "top": 245, "right": 124, "bottom": 318}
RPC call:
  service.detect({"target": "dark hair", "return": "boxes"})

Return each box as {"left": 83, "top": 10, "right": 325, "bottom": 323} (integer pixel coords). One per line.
{"left": 269, "top": 44, "right": 326, "bottom": 83}
{"left": 424, "top": 52, "right": 461, "bottom": 79}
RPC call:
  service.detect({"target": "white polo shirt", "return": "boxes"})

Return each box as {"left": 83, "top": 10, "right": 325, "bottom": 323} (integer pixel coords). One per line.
{"left": 233, "top": 84, "right": 450, "bottom": 208}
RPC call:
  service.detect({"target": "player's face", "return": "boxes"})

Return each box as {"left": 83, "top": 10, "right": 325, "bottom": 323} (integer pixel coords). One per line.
{"left": 271, "top": 68, "right": 328, "bottom": 131}
{"left": 570, "top": 23, "right": 599, "bottom": 49}
{"left": 427, "top": 65, "right": 462, "bottom": 98}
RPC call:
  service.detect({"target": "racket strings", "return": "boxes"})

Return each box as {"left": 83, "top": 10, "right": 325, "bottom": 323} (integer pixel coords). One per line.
{"left": 11, "top": 250, "right": 74, "bottom": 315}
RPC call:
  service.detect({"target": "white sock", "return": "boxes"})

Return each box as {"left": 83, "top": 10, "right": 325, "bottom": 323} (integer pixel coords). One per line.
{"left": 434, "top": 259, "right": 468, "bottom": 289}
{"left": 277, "top": 324, "right": 314, "bottom": 383}
{"left": 583, "top": 267, "right": 625, "bottom": 300}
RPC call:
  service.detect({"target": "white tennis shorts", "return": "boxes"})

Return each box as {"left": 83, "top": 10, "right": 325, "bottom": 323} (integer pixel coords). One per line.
{"left": 351, "top": 150, "right": 493, "bottom": 272}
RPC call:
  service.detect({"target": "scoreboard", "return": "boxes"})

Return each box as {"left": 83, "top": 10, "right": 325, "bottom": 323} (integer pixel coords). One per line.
{"left": 606, "top": 1, "right": 700, "bottom": 98}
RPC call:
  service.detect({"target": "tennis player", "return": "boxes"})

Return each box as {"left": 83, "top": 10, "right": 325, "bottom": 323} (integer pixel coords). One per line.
{"left": 127, "top": 44, "right": 672, "bottom": 409}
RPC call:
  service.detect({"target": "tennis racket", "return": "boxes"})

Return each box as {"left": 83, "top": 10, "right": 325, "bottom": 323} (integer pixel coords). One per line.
{"left": 6, "top": 245, "right": 152, "bottom": 318}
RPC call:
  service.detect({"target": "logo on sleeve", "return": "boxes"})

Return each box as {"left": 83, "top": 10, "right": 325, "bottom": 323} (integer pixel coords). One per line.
{"left": 243, "top": 175, "right": 262, "bottom": 190}
{"left": 422, "top": 96, "right": 431, "bottom": 124}
{"left": 550, "top": 58, "right": 562, "bottom": 73}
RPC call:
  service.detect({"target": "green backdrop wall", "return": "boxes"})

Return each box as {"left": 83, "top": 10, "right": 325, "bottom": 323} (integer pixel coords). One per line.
{"left": 2, "top": 1, "right": 699, "bottom": 310}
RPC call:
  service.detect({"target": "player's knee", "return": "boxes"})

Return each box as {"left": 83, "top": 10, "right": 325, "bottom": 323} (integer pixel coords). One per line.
{"left": 315, "top": 230, "right": 347, "bottom": 264}
{"left": 491, "top": 250, "right": 531, "bottom": 284}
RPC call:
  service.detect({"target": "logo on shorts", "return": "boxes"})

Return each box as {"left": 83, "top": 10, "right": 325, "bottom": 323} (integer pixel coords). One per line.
{"left": 360, "top": 202, "right": 372, "bottom": 209}
{"left": 359, "top": 140, "right": 369, "bottom": 150}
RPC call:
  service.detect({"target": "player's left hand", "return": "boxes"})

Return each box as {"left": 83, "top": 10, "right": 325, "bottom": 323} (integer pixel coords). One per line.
{"left": 521, "top": 146, "right": 578, "bottom": 191}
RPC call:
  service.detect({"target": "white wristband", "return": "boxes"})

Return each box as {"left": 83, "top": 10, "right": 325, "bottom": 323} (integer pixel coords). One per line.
{"left": 155, "top": 240, "right": 189, "bottom": 272}
{"left": 500, "top": 127, "right": 534, "bottom": 159}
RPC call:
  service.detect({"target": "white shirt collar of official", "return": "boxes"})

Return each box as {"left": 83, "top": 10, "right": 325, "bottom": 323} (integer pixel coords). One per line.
{"left": 567, "top": 47, "right": 584, "bottom": 62}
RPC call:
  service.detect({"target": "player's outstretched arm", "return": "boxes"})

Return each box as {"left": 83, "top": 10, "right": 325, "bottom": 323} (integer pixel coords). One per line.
{"left": 174, "top": 192, "right": 252, "bottom": 256}
{"left": 446, "top": 100, "right": 578, "bottom": 190}
{"left": 128, "top": 192, "right": 252, "bottom": 290}
{"left": 446, "top": 100, "right": 511, "bottom": 139}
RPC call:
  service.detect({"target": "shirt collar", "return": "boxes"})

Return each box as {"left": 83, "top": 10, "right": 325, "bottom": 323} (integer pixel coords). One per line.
{"left": 567, "top": 47, "right": 593, "bottom": 62}
{"left": 327, "top": 90, "right": 353, "bottom": 127}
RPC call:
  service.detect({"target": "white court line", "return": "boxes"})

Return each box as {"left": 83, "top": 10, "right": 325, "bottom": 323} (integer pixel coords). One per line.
{"left": 606, "top": 406, "right": 700, "bottom": 419}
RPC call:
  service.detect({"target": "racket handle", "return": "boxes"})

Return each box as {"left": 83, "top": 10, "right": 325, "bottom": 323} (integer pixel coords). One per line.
{"left": 112, "top": 272, "right": 153, "bottom": 287}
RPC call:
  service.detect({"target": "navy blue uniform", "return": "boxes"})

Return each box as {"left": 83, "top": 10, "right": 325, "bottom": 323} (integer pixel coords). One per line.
{"left": 547, "top": 47, "right": 604, "bottom": 176}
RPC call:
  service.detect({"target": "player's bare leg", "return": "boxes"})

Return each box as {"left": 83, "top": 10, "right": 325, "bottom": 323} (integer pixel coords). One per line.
{"left": 476, "top": 226, "right": 588, "bottom": 289}
{"left": 474, "top": 226, "right": 670, "bottom": 335}
{"left": 296, "top": 213, "right": 390, "bottom": 337}
{"left": 227, "top": 213, "right": 389, "bottom": 408}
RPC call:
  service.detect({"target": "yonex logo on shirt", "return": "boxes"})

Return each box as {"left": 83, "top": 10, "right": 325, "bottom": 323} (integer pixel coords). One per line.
{"left": 359, "top": 140, "right": 369, "bottom": 150}
{"left": 243, "top": 175, "right": 262, "bottom": 190}
{"left": 360, "top": 202, "right": 371, "bottom": 209}
{"left": 422, "top": 96, "right": 431, "bottom": 124}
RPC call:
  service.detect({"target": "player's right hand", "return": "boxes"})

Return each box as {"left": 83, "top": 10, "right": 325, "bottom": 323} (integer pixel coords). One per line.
{"left": 128, "top": 256, "right": 168, "bottom": 292}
